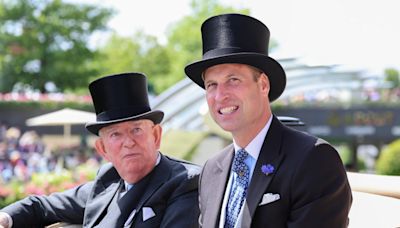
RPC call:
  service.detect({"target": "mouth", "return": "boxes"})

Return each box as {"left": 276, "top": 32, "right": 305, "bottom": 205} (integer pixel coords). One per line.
{"left": 122, "top": 153, "right": 140, "bottom": 159}
{"left": 218, "top": 106, "right": 238, "bottom": 115}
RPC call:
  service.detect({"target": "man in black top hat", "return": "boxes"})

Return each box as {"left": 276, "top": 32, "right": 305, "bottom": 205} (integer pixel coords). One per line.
{"left": 185, "top": 13, "right": 352, "bottom": 228}
{"left": 0, "top": 73, "right": 200, "bottom": 228}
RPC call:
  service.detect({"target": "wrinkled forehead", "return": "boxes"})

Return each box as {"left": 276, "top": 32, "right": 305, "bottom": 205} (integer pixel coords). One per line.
{"left": 202, "top": 63, "right": 264, "bottom": 81}
{"left": 99, "top": 119, "right": 154, "bottom": 134}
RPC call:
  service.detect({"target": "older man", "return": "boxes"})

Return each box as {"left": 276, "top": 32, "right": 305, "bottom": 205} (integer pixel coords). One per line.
{"left": 0, "top": 72, "right": 200, "bottom": 228}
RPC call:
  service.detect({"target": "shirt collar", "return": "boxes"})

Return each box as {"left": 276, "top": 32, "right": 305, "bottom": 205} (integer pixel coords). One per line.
{"left": 125, "top": 151, "right": 161, "bottom": 189}
{"left": 233, "top": 115, "right": 272, "bottom": 161}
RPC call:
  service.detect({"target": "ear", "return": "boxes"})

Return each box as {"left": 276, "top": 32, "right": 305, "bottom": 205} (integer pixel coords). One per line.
{"left": 152, "top": 124, "right": 162, "bottom": 150}
{"left": 259, "top": 73, "right": 270, "bottom": 97}
{"left": 95, "top": 138, "right": 110, "bottom": 161}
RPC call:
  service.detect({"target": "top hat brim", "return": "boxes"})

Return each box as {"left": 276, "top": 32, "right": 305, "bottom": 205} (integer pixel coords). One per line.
{"left": 85, "top": 110, "right": 164, "bottom": 136}
{"left": 185, "top": 53, "right": 286, "bottom": 102}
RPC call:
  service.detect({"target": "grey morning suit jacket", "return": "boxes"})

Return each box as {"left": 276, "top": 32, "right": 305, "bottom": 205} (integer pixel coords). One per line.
{"left": 198, "top": 115, "right": 352, "bottom": 228}
{"left": 1, "top": 154, "right": 200, "bottom": 228}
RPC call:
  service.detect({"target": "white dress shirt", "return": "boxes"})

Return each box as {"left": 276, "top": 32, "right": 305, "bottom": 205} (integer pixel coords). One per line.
{"left": 219, "top": 116, "right": 272, "bottom": 228}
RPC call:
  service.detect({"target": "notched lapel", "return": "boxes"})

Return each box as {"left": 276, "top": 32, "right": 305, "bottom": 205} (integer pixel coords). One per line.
{"left": 126, "top": 155, "right": 172, "bottom": 226}
{"left": 246, "top": 153, "right": 285, "bottom": 213}
{"left": 85, "top": 178, "right": 121, "bottom": 227}
{"left": 242, "top": 116, "right": 286, "bottom": 227}
{"left": 202, "top": 146, "right": 234, "bottom": 228}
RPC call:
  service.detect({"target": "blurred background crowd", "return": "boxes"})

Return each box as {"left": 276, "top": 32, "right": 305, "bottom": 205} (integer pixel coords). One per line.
{"left": 0, "top": 123, "right": 100, "bottom": 183}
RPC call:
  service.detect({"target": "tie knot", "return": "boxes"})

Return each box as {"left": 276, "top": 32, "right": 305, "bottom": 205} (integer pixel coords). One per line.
{"left": 232, "top": 149, "right": 249, "bottom": 175}
{"left": 235, "top": 148, "right": 248, "bottom": 163}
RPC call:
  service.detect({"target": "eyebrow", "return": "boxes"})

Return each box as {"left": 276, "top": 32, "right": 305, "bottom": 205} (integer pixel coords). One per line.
{"left": 204, "top": 72, "right": 238, "bottom": 82}
{"left": 101, "top": 126, "right": 117, "bottom": 136}
{"left": 102, "top": 121, "right": 147, "bottom": 133}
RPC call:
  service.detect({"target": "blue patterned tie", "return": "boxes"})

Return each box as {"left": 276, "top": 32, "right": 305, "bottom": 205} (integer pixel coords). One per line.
{"left": 225, "top": 148, "right": 250, "bottom": 228}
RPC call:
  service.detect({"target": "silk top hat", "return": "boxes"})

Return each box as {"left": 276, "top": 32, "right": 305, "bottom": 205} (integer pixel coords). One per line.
{"left": 85, "top": 72, "right": 164, "bottom": 135}
{"left": 185, "top": 13, "right": 286, "bottom": 102}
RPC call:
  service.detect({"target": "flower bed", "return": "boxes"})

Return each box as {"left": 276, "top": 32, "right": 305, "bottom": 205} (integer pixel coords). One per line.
{"left": 0, "top": 162, "right": 98, "bottom": 208}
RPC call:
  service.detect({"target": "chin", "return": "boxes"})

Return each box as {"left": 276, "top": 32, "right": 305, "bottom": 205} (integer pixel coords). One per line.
{"left": 216, "top": 122, "right": 235, "bottom": 131}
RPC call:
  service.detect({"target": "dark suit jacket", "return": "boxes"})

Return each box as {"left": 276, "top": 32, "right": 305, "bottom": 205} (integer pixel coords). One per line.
{"left": 199, "top": 116, "right": 352, "bottom": 228}
{"left": 1, "top": 154, "right": 200, "bottom": 228}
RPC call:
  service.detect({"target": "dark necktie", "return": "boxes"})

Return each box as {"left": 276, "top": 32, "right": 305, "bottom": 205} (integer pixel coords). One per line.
{"left": 225, "top": 148, "right": 250, "bottom": 228}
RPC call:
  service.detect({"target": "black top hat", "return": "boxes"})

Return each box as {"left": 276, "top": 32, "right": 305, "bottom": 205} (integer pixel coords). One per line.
{"left": 85, "top": 72, "right": 164, "bottom": 135}
{"left": 184, "top": 13, "right": 286, "bottom": 102}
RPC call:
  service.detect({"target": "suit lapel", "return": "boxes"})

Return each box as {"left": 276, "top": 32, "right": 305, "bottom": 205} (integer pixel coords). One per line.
{"left": 116, "top": 169, "right": 157, "bottom": 227}
{"left": 126, "top": 154, "right": 172, "bottom": 226}
{"left": 203, "top": 145, "right": 234, "bottom": 228}
{"left": 241, "top": 116, "right": 286, "bottom": 228}
{"left": 136, "top": 154, "right": 171, "bottom": 209}
{"left": 84, "top": 168, "right": 121, "bottom": 227}
{"left": 85, "top": 155, "right": 172, "bottom": 227}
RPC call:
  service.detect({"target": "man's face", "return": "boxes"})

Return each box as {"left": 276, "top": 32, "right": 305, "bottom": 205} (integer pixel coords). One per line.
{"left": 95, "top": 119, "right": 161, "bottom": 183}
{"left": 203, "top": 63, "right": 271, "bottom": 144}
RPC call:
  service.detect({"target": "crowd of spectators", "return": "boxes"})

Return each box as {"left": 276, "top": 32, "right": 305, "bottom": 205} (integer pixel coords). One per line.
{"left": 0, "top": 121, "right": 100, "bottom": 184}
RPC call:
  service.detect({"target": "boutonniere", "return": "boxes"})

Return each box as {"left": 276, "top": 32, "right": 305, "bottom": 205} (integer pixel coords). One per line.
{"left": 261, "top": 164, "right": 275, "bottom": 176}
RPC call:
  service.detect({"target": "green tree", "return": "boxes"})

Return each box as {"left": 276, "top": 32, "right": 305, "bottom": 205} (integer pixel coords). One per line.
{"left": 385, "top": 68, "right": 400, "bottom": 88}
{"left": 91, "top": 32, "right": 170, "bottom": 94}
{"left": 157, "top": 0, "right": 250, "bottom": 92}
{"left": 158, "top": 0, "right": 279, "bottom": 93}
{"left": 94, "top": 0, "right": 251, "bottom": 94}
{"left": 0, "top": 0, "right": 114, "bottom": 92}
{"left": 93, "top": 0, "right": 279, "bottom": 94}
{"left": 376, "top": 139, "right": 400, "bottom": 175}
{"left": 91, "top": 33, "right": 142, "bottom": 77}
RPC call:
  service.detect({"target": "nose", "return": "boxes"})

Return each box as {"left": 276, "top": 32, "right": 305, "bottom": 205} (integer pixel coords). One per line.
{"left": 214, "top": 84, "right": 228, "bottom": 102}
{"left": 124, "top": 133, "right": 136, "bottom": 147}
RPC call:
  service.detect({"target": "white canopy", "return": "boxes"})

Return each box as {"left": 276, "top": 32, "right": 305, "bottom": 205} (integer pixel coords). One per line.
{"left": 26, "top": 108, "right": 96, "bottom": 140}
